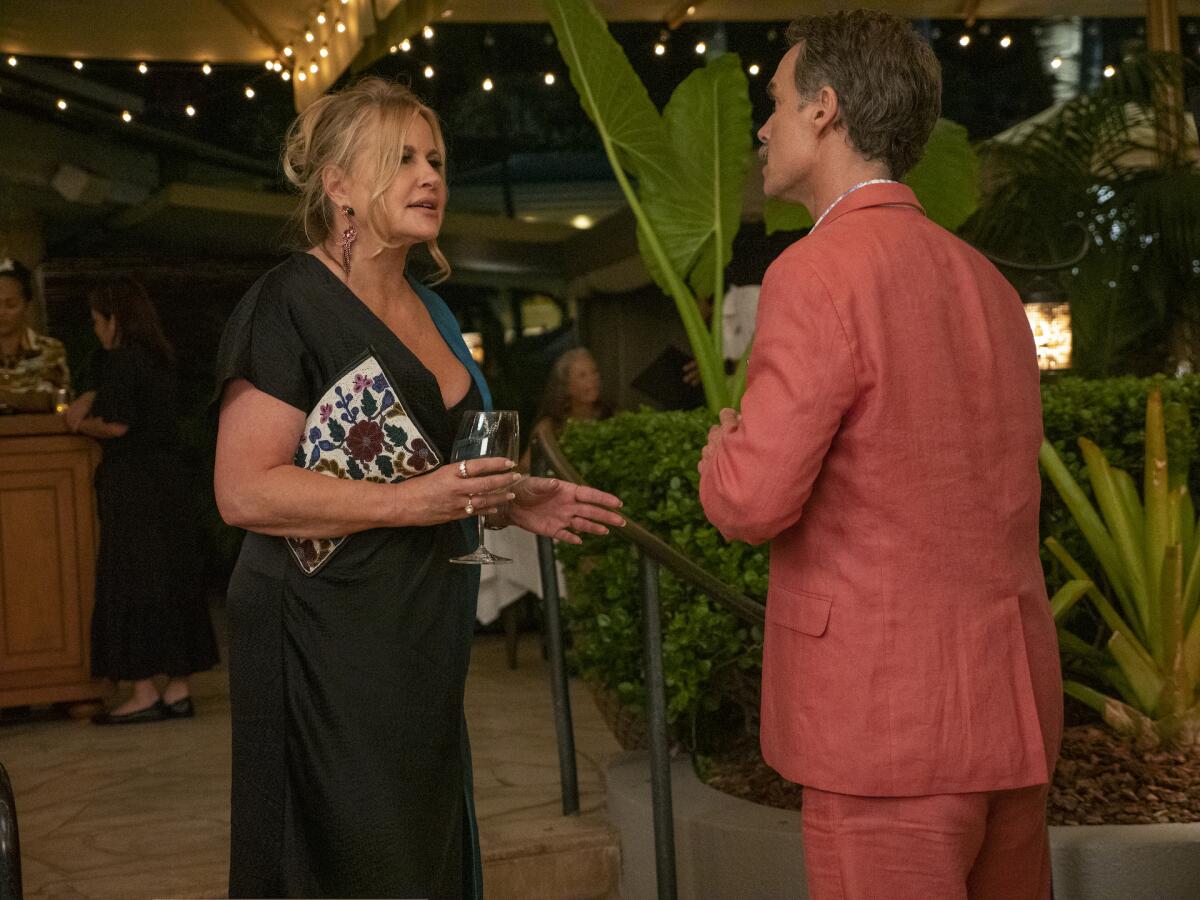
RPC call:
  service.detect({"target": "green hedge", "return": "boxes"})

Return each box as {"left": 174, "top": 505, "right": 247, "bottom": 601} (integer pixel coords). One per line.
{"left": 557, "top": 375, "right": 1200, "bottom": 747}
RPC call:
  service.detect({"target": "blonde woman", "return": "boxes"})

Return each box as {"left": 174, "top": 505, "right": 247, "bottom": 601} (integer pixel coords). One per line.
{"left": 213, "top": 78, "right": 623, "bottom": 898}
{"left": 521, "top": 347, "right": 611, "bottom": 471}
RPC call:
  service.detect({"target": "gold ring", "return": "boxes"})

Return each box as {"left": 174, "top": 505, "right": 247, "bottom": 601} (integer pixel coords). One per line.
{"left": 465, "top": 499, "right": 474, "bottom": 516}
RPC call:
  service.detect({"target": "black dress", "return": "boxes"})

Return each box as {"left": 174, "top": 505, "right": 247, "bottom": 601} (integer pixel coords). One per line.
{"left": 214, "top": 253, "right": 486, "bottom": 899}
{"left": 89, "top": 345, "right": 219, "bottom": 681}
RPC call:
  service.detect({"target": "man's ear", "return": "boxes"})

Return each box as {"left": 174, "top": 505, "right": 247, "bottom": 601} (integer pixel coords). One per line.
{"left": 811, "top": 85, "right": 841, "bottom": 137}
{"left": 321, "top": 165, "right": 351, "bottom": 209}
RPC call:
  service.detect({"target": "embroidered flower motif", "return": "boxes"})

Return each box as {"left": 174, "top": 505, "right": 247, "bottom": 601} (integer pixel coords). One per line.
{"left": 319, "top": 403, "right": 333, "bottom": 424}
{"left": 407, "top": 437, "right": 437, "bottom": 471}
{"left": 372, "top": 374, "right": 387, "bottom": 392}
{"left": 353, "top": 373, "right": 372, "bottom": 394}
{"left": 346, "top": 420, "right": 386, "bottom": 462}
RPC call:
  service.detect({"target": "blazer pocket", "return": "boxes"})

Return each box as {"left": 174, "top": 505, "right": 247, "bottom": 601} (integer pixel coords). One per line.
{"left": 765, "top": 584, "right": 832, "bottom": 637}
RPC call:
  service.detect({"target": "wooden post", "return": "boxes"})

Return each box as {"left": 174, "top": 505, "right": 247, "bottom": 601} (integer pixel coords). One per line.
{"left": 1146, "top": 0, "right": 1181, "bottom": 53}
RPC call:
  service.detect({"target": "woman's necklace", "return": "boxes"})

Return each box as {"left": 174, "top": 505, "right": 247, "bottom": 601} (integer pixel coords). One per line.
{"left": 810, "top": 178, "right": 899, "bottom": 233}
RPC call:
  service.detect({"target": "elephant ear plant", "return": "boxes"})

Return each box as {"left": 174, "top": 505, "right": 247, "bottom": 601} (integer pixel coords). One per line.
{"left": 1041, "top": 389, "right": 1200, "bottom": 747}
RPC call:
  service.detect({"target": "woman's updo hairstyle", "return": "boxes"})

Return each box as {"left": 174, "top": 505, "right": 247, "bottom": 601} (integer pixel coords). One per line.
{"left": 282, "top": 77, "right": 450, "bottom": 283}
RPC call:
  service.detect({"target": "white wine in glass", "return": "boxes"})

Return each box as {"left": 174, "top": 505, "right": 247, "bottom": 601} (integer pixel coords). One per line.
{"left": 449, "top": 410, "right": 519, "bottom": 565}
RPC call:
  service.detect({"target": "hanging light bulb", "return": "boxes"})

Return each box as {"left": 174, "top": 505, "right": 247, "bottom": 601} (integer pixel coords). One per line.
{"left": 319, "top": 45, "right": 329, "bottom": 58}
{"left": 336, "top": 19, "right": 346, "bottom": 33}
{"left": 695, "top": 41, "right": 707, "bottom": 55}
{"left": 283, "top": 45, "right": 294, "bottom": 58}
{"left": 272, "top": 60, "right": 283, "bottom": 72}
{"left": 423, "top": 65, "right": 435, "bottom": 79}
{"left": 482, "top": 77, "right": 494, "bottom": 91}
{"left": 748, "top": 63, "right": 761, "bottom": 76}
{"left": 1104, "top": 64, "right": 1117, "bottom": 78}
{"left": 305, "top": 30, "right": 315, "bottom": 43}
{"left": 389, "top": 44, "right": 398, "bottom": 54}
{"left": 309, "top": 61, "right": 319, "bottom": 73}
{"left": 316, "top": 9, "right": 327, "bottom": 25}
{"left": 72, "top": 59, "right": 84, "bottom": 71}
{"left": 244, "top": 85, "right": 256, "bottom": 99}
{"left": 1000, "top": 35, "right": 1013, "bottom": 49}
{"left": 400, "top": 38, "right": 412, "bottom": 52}
{"left": 297, "top": 70, "right": 308, "bottom": 81}
{"left": 185, "top": 104, "right": 196, "bottom": 117}
{"left": 423, "top": 25, "right": 434, "bottom": 40}
{"left": 544, "top": 72, "right": 556, "bottom": 85}
{"left": 958, "top": 34, "right": 971, "bottom": 47}
{"left": 56, "top": 98, "right": 68, "bottom": 111}
{"left": 6, "top": 56, "right": 16, "bottom": 67}
{"left": 121, "top": 110, "right": 133, "bottom": 123}
{"left": 654, "top": 42, "right": 666, "bottom": 56}
{"left": 202, "top": 62, "right": 213, "bottom": 75}
{"left": 282, "top": 70, "right": 292, "bottom": 81}
{"left": 1050, "top": 56, "right": 1063, "bottom": 70}
{"left": 686, "top": 4, "right": 696, "bottom": 14}
{"left": 137, "top": 61, "right": 149, "bottom": 74}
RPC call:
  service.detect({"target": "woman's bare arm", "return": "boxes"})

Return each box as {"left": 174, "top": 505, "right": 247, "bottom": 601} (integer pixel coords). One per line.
{"left": 215, "top": 379, "right": 520, "bottom": 538}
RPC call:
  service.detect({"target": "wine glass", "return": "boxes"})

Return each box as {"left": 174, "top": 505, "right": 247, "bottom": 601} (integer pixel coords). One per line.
{"left": 449, "top": 410, "right": 520, "bottom": 565}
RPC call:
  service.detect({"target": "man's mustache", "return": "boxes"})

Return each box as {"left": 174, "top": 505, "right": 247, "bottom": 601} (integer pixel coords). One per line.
{"left": 758, "top": 144, "right": 769, "bottom": 163}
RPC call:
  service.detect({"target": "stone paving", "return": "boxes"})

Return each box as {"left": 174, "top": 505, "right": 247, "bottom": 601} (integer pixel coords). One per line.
{"left": 0, "top": 617, "right": 622, "bottom": 899}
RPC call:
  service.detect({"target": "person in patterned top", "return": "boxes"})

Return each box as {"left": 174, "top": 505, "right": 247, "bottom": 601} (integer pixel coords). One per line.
{"left": 0, "top": 258, "right": 71, "bottom": 411}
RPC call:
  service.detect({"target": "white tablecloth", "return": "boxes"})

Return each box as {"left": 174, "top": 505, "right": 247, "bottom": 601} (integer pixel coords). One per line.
{"left": 475, "top": 527, "right": 566, "bottom": 625}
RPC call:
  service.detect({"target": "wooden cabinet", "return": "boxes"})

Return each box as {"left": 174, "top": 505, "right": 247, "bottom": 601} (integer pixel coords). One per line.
{"left": 0, "top": 416, "right": 102, "bottom": 707}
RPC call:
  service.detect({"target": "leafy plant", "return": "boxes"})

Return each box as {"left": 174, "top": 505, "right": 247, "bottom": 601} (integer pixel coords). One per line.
{"left": 764, "top": 118, "right": 981, "bottom": 234}
{"left": 544, "top": 0, "right": 753, "bottom": 413}
{"left": 1041, "top": 389, "right": 1200, "bottom": 746}
{"left": 967, "top": 52, "right": 1200, "bottom": 376}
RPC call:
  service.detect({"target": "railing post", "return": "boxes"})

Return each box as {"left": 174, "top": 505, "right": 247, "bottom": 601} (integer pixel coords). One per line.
{"left": 534, "top": 446, "right": 580, "bottom": 816}
{"left": 0, "top": 762, "right": 21, "bottom": 900}
{"left": 640, "top": 550, "right": 678, "bottom": 900}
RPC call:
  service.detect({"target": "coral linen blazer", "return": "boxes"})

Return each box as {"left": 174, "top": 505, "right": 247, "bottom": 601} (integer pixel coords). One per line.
{"left": 699, "top": 183, "right": 1063, "bottom": 797}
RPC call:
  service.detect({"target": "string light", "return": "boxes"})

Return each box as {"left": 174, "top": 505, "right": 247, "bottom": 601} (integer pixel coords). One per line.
{"left": 400, "top": 38, "right": 412, "bottom": 52}
{"left": 482, "top": 77, "right": 494, "bottom": 91}
{"left": 121, "top": 110, "right": 133, "bottom": 123}
{"left": 654, "top": 42, "right": 666, "bottom": 56}
{"left": 185, "top": 104, "right": 196, "bottom": 117}
{"left": 695, "top": 41, "right": 707, "bottom": 54}
{"left": 686, "top": 4, "right": 696, "bottom": 14}
{"left": 958, "top": 34, "right": 971, "bottom": 47}
{"left": 748, "top": 63, "right": 760, "bottom": 76}
{"left": 316, "top": 10, "right": 327, "bottom": 25}
{"left": 272, "top": 60, "right": 283, "bottom": 72}
{"left": 283, "top": 45, "right": 294, "bottom": 58}
{"left": 202, "top": 62, "right": 213, "bottom": 75}
{"left": 423, "top": 25, "right": 435, "bottom": 40}
{"left": 72, "top": 59, "right": 84, "bottom": 70}
{"left": 309, "top": 61, "right": 319, "bottom": 73}
{"left": 340, "top": 0, "right": 349, "bottom": 4}
{"left": 137, "top": 61, "right": 148, "bottom": 74}
{"left": 571, "top": 214, "right": 595, "bottom": 230}
{"left": 336, "top": 19, "right": 346, "bottom": 33}
{"left": 56, "top": 98, "right": 68, "bottom": 111}
{"left": 423, "top": 65, "right": 435, "bottom": 79}
{"left": 282, "top": 70, "right": 292, "bottom": 81}
{"left": 244, "top": 85, "right": 256, "bottom": 99}
{"left": 297, "top": 70, "right": 308, "bottom": 81}
{"left": 1050, "top": 56, "right": 1063, "bottom": 70}
{"left": 544, "top": 72, "right": 556, "bottom": 85}
{"left": 1104, "top": 64, "right": 1117, "bottom": 78}
{"left": 305, "top": 30, "right": 315, "bottom": 43}
{"left": 1000, "top": 35, "right": 1013, "bottom": 48}
{"left": 6, "top": 56, "right": 16, "bottom": 67}
{"left": 319, "top": 45, "right": 329, "bottom": 58}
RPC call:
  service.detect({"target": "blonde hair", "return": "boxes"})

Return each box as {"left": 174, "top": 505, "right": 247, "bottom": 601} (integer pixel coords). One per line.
{"left": 282, "top": 77, "right": 451, "bottom": 283}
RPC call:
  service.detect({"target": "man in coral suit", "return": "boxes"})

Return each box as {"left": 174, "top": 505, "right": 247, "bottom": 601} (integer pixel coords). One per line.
{"left": 698, "top": 11, "right": 1062, "bottom": 900}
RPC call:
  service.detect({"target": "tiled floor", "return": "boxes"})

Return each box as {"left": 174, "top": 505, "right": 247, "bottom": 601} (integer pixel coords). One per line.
{"left": 1, "top": 616, "right": 622, "bottom": 899}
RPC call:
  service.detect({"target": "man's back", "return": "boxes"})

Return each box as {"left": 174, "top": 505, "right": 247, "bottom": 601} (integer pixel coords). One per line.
{"left": 700, "top": 183, "right": 1062, "bottom": 796}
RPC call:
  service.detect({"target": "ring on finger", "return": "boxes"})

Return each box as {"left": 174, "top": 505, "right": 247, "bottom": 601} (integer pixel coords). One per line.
{"left": 465, "top": 498, "right": 475, "bottom": 516}
{"left": 458, "top": 461, "right": 469, "bottom": 479}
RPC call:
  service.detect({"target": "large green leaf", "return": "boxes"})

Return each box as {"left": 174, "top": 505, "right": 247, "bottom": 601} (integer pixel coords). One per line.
{"left": 649, "top": 53, "right": 753, "bottom": 313}
{"left": 763, "top": 118, "right": 979, "bottom": 234}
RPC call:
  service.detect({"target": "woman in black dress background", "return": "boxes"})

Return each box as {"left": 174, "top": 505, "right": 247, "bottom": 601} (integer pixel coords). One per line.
{"left": 65, "top": 276, "right": 218, "bottom": 723}
{"left": 213, "top": 77, "right": 624, "bottom": 898}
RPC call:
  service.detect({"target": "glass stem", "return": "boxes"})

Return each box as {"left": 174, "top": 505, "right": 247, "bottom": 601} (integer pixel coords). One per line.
{"left": 477, "top": 514, "right": 487, "bottom": 554}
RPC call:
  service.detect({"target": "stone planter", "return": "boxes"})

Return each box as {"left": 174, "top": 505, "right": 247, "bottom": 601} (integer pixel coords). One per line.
{"left": 605, "top": 751, "right": 1200, "bottom": 900}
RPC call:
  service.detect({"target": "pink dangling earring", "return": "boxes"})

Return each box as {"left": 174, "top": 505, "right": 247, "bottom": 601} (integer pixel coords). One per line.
{"left": 338, "top": 206, "right": 357, "bottom": 276}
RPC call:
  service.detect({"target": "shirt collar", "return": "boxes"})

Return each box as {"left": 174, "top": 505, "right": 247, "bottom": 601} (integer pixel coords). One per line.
{"left": 816, "top": 181, "right": 925, "bottom": 232}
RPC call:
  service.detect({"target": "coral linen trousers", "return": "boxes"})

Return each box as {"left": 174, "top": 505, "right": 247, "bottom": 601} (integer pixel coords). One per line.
{"left": 697, "top": 183, "right": 1063, "bottom": 900}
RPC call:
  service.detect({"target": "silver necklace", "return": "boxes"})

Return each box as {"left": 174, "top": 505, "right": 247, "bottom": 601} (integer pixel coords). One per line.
{"left": 810, "top": 178, "right": 899, "bottom": 233}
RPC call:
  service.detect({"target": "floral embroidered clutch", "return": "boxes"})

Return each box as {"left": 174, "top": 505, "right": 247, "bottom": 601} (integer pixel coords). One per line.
{"left": 287, "top": 350, "right": 442, "bottom": 575}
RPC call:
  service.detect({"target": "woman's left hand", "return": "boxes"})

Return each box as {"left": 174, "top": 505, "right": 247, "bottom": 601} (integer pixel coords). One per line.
{"left": 507, "top": 476, "right": 624, "bottom": 545}
{"left": 64, "top": 392, "right": 94, "bottom": 433}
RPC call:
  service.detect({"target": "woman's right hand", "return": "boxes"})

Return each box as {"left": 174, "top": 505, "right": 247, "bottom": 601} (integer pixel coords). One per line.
{"left": 396, "top": 456, "right": 521, "bottom": 526}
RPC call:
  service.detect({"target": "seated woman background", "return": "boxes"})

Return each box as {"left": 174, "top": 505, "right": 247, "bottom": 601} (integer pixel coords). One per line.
{"left": 0, "top": 258, "right": 71, "bottom": 411}
{"left": 521, "top": 347, "right": 611, "bottom": 470}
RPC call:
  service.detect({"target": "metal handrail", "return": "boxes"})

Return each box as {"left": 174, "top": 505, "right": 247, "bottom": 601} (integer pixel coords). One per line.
{"left": 532, "top": 427, "right": 765, "bottom": 900}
